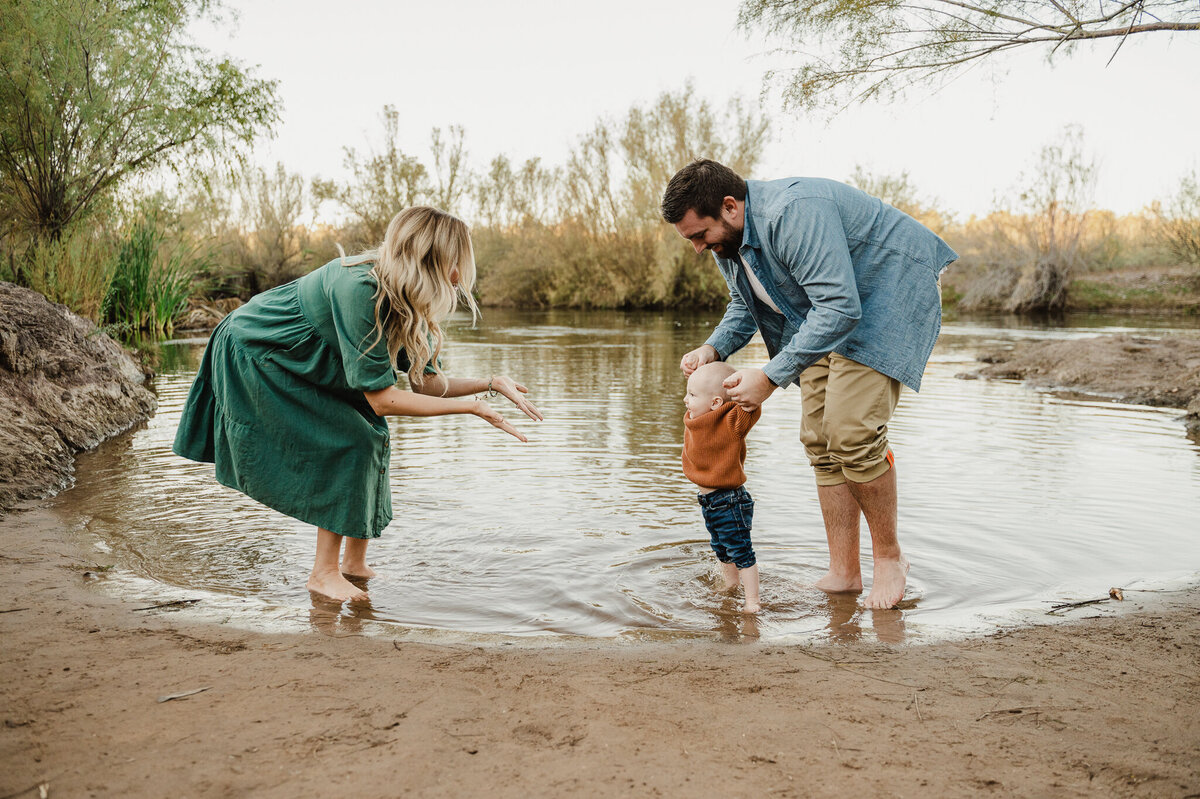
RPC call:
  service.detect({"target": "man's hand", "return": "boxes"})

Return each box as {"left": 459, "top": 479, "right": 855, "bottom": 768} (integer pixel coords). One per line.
{"left": 723, "top": 368, "right": 776, "bottom": 411}
{"left": 680, "top": 344, "right": 718, "bottom": 376}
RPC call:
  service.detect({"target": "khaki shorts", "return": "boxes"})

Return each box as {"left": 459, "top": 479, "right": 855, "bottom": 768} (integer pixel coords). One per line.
{"left": 799, "top": 354, "right": 902, "bottom": 487}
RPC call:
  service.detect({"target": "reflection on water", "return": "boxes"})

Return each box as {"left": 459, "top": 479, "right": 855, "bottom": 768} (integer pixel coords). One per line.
{"left": 52, "top": 310, "right": 1200, "bottom": 644}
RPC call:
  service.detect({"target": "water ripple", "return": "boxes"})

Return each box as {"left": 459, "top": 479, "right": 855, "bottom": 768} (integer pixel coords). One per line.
{"left": 50, "top": 311, "right": 1200, "bottom": 643}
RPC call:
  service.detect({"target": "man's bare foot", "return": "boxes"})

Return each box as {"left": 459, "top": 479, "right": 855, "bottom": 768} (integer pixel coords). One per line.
{"left": 814, "top": 571, "right": 863, "bottom": 594}
{"left": 341, "top": 563, "right": 377, "bottom": 579}
{"left": 864, "top": 556, "right": 910, "bottom": 609}
{"left": 307, "top": 570, "right": 369, "bottom": 602}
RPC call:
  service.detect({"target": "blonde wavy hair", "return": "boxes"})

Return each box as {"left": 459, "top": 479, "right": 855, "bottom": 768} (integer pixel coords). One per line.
{"left": 340, "top": 206, "right": 479, "bottom": 387}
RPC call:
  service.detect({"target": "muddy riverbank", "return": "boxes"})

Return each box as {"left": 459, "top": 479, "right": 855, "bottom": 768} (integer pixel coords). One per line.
{"left": 967, "top": 333, "right": 1200, "bottom": 437}
{"left": 0, "top": 283, "right": 156, "bottom": 512}
{"left": 1, "top": 504, "right": 1197, "bottom": 797}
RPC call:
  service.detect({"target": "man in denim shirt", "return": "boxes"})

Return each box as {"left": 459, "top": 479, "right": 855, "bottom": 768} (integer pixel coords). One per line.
{"left": 662, "top": 159, "right": 956, "bottom": 609}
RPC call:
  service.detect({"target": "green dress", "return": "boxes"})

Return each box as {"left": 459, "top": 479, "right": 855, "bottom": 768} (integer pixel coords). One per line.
{"left": 173, "top": 258, "right": 428, "bottom": 538}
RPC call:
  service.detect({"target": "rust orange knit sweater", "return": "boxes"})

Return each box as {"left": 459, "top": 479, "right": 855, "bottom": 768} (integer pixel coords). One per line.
{"left": 682, "top": 401, "right": 762, "bottom": 490}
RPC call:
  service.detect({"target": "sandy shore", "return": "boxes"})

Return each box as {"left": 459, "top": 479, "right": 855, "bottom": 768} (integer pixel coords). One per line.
{"left": 2, "top": 505, "right": 1197, "bottom": 798}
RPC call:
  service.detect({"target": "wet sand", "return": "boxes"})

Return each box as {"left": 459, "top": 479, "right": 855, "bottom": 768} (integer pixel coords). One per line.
{"left": 2, "top": 506, "right": 1197, "bottom": 798}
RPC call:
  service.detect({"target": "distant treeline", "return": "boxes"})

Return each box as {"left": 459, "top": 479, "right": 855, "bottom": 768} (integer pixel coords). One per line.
{"left": 173, "top": 110, "right": 1200, "bottom": 317}
{"left": 5, "top": 92, "right": 1198, "bottom": 336}
{"left": 3, "top": 1, "right": 1198, "bottom": 338}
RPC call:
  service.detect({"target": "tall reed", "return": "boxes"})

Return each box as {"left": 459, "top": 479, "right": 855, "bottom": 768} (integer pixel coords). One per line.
{"left": 104, "top": 211, "right": 200, "bottom": 337}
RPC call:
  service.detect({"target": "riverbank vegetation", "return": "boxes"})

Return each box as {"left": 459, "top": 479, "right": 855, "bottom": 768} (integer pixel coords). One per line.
{"left": 0, "top": 0, "right": 278, "bottom": 335}
{"left": 2, "top": 3, "right": 1197, "bottom": 338}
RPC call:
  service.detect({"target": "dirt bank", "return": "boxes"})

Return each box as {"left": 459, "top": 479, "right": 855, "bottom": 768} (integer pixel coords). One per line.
{"left": 0, "top": 283, "right": 157, "bottom": 512}
{"left": 966, "top": 333, "right": 1200, "bottom": 437}
{"left": 1, "top": 505, "right": 1197, "bottom": 798}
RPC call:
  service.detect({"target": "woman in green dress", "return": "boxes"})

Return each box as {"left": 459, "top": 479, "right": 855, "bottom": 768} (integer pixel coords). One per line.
{"left": 173, "top": 207, "right": 541, "bottom": 601}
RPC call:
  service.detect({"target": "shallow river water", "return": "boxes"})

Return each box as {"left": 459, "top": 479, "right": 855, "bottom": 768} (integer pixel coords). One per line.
{"left": 52, "top": 310, "right": 1200, "bottom": 644}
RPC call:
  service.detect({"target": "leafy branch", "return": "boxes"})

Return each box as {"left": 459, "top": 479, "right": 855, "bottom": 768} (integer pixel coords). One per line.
{"left": 738, "top": 0, "right": 1199, "bottom": 109}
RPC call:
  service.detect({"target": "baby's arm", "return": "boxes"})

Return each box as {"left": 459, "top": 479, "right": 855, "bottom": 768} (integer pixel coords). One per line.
{"left": 727, "top": 405, "right": 763, "bottom": 439}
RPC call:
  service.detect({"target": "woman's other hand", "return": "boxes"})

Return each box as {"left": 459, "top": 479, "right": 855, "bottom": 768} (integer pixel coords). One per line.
{"left": 473, "top": 400, "right": 528, "bottom": 442}
{"left": 489, "top": 375, "right": 543, "bottom": 422}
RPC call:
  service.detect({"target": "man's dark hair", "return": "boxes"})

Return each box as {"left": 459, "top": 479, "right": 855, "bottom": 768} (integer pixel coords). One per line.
{"left": 660, "top": 159, "right": 747, "bottom": 224}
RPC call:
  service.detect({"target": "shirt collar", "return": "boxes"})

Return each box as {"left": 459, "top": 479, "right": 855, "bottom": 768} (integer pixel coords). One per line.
{"left": 739, "top": 182, "right": 760, "bottom": 252}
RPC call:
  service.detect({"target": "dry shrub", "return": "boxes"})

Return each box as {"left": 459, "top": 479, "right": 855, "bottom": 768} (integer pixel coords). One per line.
{"left": 471, "top": 85, "right": 768, "bottom": 309}
{"left": 22, "top": 227, "right": 117, "bottom": 322}
{"left": 951, "top": 127, "right": 1114, "bottom": 313}
{"left": 1152, "top": 171, "right": 1200, "bottom": 273}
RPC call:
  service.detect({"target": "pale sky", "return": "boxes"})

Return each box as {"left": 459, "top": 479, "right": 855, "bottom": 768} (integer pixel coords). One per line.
{"left": 191, "top": 0, "right": 1200, "bottom": 219}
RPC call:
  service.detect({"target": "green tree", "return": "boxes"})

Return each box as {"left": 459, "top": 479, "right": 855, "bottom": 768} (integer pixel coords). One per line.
{"left": 738, "top": 0, "right": 1199, "bottom": 109}
{"left": 0, "top": 0, "right": 280, "bottom": 257}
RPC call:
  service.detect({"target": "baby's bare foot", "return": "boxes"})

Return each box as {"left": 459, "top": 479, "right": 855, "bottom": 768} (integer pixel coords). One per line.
{"left": 719, "top": 563, "right": 740, "bottom": 592}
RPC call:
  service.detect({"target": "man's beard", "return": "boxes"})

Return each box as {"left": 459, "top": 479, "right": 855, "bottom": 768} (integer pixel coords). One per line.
{"left": 710, "top": 222, "right": 742, "bottom": 257}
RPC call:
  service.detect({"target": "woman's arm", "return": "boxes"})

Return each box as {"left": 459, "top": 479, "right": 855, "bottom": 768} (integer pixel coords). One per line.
{"left": 364, "top": 385, "right": 479, "bottom": 417}
{"left": 412, "top": 374, "right": 544, "bottom": 422}
{"left": 363, "top": 386, "right": 527, "bottom": 441}
{"left": 410, "top": 373, "right": 488, "bottom": 398}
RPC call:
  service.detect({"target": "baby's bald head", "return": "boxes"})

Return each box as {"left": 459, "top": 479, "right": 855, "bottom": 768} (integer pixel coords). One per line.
{"left": 685, "top": 361, "right": 735, "bottom": 417}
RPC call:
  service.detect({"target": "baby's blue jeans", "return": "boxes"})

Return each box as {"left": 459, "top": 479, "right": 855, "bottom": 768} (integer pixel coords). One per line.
{"left": 697, "top": 486, "right": 756, "bottom": 569}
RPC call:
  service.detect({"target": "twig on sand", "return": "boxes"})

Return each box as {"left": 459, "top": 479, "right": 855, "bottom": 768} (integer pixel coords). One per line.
{"left": 0, "top": 607, "right": 31, "bottom": 614}
{"left": 976, "top": 706, "right": 1041, "bottom": 721}
{"left": 910, "top": 691, "right": 924, "bottom": 722}
{"left": 157, "top": 686, "right": 211, "bottom": 703}
{"left": 1046, "top": 587, "right": 1131, "bottom": 615}
{"left": 134, "top": 599, "right": 201, "bottom": 612}
{"left": 1045, "top": 598, "right": 1109, "bottom": 615}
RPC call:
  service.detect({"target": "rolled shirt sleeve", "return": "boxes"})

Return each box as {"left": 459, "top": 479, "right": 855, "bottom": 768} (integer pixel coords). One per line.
{"left": 761, "top": 198, "right": 862, "bottom": 387}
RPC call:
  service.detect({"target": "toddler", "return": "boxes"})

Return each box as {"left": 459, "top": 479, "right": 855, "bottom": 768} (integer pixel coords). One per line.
{"left": 682, "top": 362, "right": 762, "bottom": 613}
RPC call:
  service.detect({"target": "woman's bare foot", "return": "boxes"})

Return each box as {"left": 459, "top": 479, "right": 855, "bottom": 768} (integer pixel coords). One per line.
{"left": 814, "top": 571, "right": 863, "bottom": 593}
{"left": 307, "top": 569, "right": 368, "bottom": 602}
{"left": 742, "top": 601, "right": 760, "bottom": 614}
{"left": 341, "top": 563, "right": 377, "bottom": 579}
{"left": 864, "top": 555, "right": 910, "bottom": 609}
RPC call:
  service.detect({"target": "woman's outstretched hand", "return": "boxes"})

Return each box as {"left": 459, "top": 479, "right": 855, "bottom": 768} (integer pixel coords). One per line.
{"left": 473, "top": 400, "right": 528, "bottom": 442}
{"left": 488, "top": 375, "right": 543, "bottom": 422}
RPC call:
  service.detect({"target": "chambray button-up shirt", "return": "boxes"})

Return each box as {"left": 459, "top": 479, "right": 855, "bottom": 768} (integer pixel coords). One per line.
{"left": 704, "top": 178, "right": 958, "bottom": 392}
